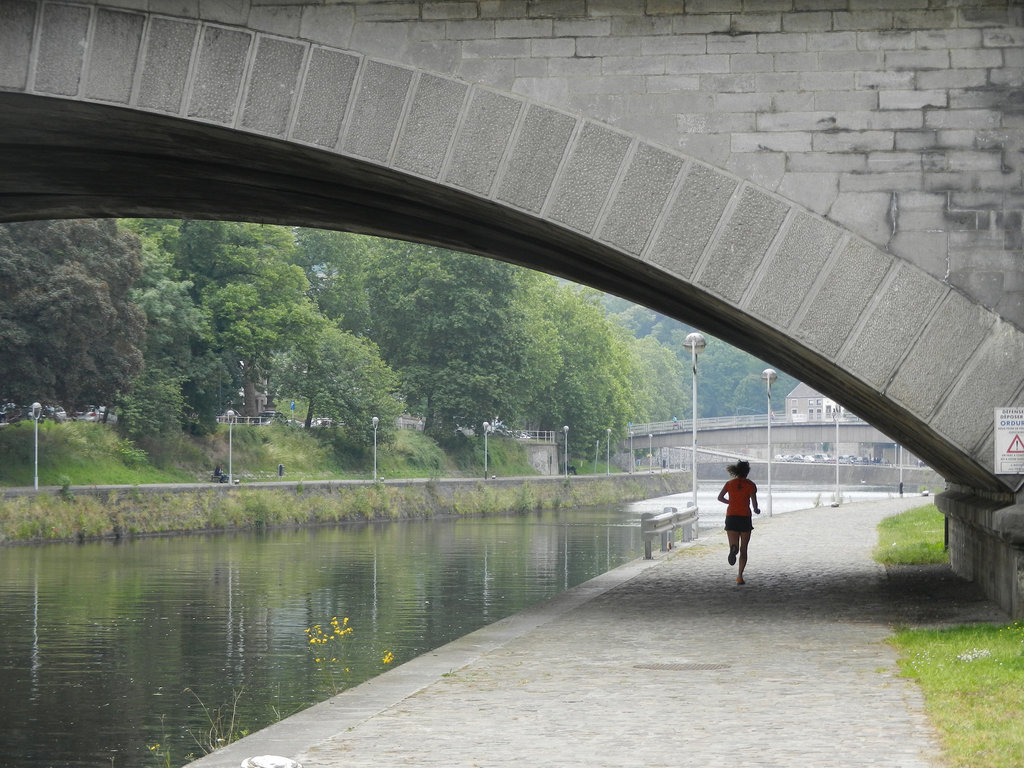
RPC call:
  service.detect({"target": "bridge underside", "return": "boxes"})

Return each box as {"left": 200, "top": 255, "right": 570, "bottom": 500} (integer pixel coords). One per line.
{"left": 3, "top": 0, "right": 1024, "bottom": 614}
{"left": 2, "top": 91, "right": 1019, "bottom": 498}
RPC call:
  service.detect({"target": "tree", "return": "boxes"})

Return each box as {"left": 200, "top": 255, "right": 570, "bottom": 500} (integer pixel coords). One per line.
{"left": 519, "top": 280, "right": 644, "bottom": 454}
{"left": 116, "top": 229, "right": 208, "bottom": 438}
{"left": 276, "top": 324, "right": 404, "bottom": 444}
{"left": 365, "top": 242, "right": 531, "bottom": 439}
{"left": 174, "top": 221, "right": 319, "bottom": 417}
{"left": 293, "top": 229, "right": 373, "bottom": 336}
{"left": 0, "top": 220, "right": 145, "bottom": 409}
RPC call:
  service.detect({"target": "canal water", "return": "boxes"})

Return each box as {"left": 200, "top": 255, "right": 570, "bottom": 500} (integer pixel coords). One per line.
{"left": 0, "top": 484, "right": 905, "bottom": 768}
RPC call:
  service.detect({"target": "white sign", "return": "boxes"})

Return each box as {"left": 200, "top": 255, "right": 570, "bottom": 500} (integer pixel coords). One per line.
{"left": 995, "top": 407, "right": 1024, "bottom": 474}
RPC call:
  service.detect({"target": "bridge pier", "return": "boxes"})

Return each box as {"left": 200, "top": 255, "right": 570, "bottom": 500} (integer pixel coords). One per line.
{"left": 938, "top": 486, "right": 1024, "bottom": 619}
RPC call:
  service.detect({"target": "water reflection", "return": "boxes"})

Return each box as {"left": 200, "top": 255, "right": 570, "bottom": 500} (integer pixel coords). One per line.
{"left": 0, "top": 484, "right": 910, "bottom": 767}
{"left": 0, "top": 507, "right": 642, "bottom": 768}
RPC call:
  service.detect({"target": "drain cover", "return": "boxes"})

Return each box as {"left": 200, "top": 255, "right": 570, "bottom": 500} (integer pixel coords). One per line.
{"left": 634, "top": 662, "right": 730, "bottom": 671}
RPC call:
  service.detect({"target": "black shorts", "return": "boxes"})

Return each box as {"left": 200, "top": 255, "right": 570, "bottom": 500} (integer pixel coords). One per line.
{"left": 724, "top": 515, "right": 753, "bottom": 533}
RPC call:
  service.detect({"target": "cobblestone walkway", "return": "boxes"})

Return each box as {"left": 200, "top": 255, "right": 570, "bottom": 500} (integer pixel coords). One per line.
{"left": 191, "top": 497, "right": 1004, "bottom": 768}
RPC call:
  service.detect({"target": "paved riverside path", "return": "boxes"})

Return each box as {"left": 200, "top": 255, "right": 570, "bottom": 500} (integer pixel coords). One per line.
{"left": 189, "top": 497, "right": 1004, "bottom": 768}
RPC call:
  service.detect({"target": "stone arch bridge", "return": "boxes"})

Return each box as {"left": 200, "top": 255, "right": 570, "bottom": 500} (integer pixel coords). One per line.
{"left": 1, "top": 0, "right": 1022, "bottom": 612}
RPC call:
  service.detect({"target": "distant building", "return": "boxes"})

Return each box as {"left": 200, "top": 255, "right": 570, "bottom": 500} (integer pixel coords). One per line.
{"left": 785, "top": 383, "right": 845, "bottom": 422}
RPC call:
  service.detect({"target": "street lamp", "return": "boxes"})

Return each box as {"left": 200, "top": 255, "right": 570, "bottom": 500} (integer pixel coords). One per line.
{"left": 648, "top": 433, "right": 653, "bottom": 473}
{"left": 483, "top": 421, "right": 490, "bottom": 479}
{"left": 563, "top": 425, "right": 569, "bottom": 478}
{"left": 832, "top": 409, "right": 841, "bottom": 507}
{"left": 761, "top": 368, "right": 777, "bottom": 517}
{"left": 628, "top": 428, "right": 634, "bottom": 474}
{"left": 684, "top": 332, "right": 706, "bottom": 512}
{"left": 31, "top": 402, "right": 41, "bottom": 490}
{"left": 225, "top": 409, "right": 236, "bottom": 485}
{"left": 606, "top": 428, "right": 611, "bottom": 475}
{"left": 372, "top": 416, "right": 379, "bottom": 481}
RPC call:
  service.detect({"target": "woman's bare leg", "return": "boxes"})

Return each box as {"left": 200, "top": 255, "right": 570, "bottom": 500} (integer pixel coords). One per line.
{"left": 737, "top": 531, "right": 751, "bottom": 582}
{"left": 727, "top": 530, "right": 740, "bottom": 565}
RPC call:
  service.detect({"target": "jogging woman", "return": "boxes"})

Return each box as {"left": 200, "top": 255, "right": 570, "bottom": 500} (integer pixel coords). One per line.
{"left": 717, "top": 460, "right": 760, "bottom": 584}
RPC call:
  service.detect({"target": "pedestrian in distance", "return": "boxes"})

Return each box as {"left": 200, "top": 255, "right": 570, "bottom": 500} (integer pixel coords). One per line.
{"left": 717, "top": 460, "right": 759, "bottom": 585}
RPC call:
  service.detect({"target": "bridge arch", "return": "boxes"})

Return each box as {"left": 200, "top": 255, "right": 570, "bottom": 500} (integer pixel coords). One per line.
{"left": 2, "top": 2, "right": 1024, "bottom": 609}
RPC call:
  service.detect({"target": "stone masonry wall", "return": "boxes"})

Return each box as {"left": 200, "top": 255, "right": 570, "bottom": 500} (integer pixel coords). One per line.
{"left": 78, "top": 0, "right": 1024, "bottom": 327}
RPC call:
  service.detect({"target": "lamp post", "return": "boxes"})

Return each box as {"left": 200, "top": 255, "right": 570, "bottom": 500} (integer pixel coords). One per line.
{"left": 684, "top": 332, "right": 706, "bottom": 512}
{"left": 563, "top": 425, "right": 569, "bottom": 478}
{"left": 761, "top": 369, "right": 777, "bottom": 517}
{"left": 648, "top": 433, "right": 653, "bottom": 473}
{"left": 372, "top": 416, "right": 379, "bottom": 481}
{"left": 31, "top": 402, "right": 41, "bottom": 490}
{"left": 832, "top": 409, "right": 841, "bottom": 507}
{"left": 606, "top": 428, "right": 611, "bottom": 475}
{"left": 628, "top": 429, "right": 634, "bottom": 474}
{"left": 483, "top": 421, "right": 490, "bottom": 479}
{"left": 225, "top": 409, "right": 236, "bottom": 485}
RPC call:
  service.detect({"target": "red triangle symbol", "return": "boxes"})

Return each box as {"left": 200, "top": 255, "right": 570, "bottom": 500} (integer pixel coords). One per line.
{"left": 1009, "top": 435, "right": 1024, "bottom": 454}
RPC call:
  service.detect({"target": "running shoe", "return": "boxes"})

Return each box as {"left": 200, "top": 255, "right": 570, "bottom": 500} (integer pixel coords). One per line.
{"left": 728, "top": 544, "right": 738, "bottom": 566}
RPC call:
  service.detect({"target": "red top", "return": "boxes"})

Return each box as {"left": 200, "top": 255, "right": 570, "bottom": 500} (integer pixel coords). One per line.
{"left": 721, "top": 477, "right": 757, "bottom": 517}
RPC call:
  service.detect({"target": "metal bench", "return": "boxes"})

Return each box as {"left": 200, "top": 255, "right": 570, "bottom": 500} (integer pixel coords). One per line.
{"left": 640, "top": 505, "right": 699, "bottom": 559}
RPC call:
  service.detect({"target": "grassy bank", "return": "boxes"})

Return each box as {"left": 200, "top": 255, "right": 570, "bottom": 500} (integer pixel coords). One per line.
{"left": 0, "top": 475, "right": 680, "bottom": 545}
{"left": 877, "top": 504, "right": 1024, "bottom": 768}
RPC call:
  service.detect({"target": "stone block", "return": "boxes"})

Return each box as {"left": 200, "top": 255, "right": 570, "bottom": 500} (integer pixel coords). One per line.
{"left": 292, "top": 47, "right": 359, "bottom": 147}
{"left": 695, "top": 186, "right": 789, "bottom": 304}
{"left": 187, "top": 26, "right": 252, "bottom": 124}
{"left": 463, "top": 38, "right": 530, "bottom": 58}
{"left": 885, "top": 50, "right": 951, "bottom": 70}
{"left": 552, "top": 18, "right": 611, "bottom": 37}
{"left": 800, "top": 70, "right": 856, "bottom": 90}
{"left": 820, "top": 50, "right": 883, "bottom": 70}
{"left": 917, "top": 69, "right": 989, "bottom": 89}
{"left": 795, "top": 238, "right": 892, "bottom": 358}
{"left": 299, "top": 6, "right": 354, "bottom": 49}
{"left": 444, "top": 20, "right": 498, "bottom": 40}
{"left": 603, "top": 56, "right": 665, "bottom": 76}
{"left": 932, "top": 322, "right": 1024, "bottom": 457}
{"left": 773, "top": 52, "right": 818, "bottom": 72}
{"left": 707, "top": 34, "right": 758, "bottom": 55}
{"left": 392, "top": 74, "right": 467, "bottom": 179}
{"left": 247, "top": 6, "right": 301, "bottom": 37}
{"left": 731, "top": 131, "right": 812, "bottom": 153}
{"left": 547, "top": 122, "right": 630, "bottom": 233}
{"left": 841, "top": 265, "right": 946, "bottom": 389}
{"left": 137, "top": 17, "right": 197, "bottom": 114}
{"left": 813, "top": 131, "right": 894, "bottom": 152}
{"left": 782, "top": 12, "right": 834, "bottom": 33}
{"left": 747, "top": 212, "right": 841, "bottom": 329}
{"left": 731, "top": 53, "right": 775, "bottom": 73}
{"left": 665, "top": 53, "right": 730, "bottom": 74}
{"left": 647, "top": 162, "right": 738, "bottom": 280}
{"left": 886, "top": 291, "right": 995, "bottom": 418}
{"left": 84, "top": 8, "right": 144, "bottom": 104}
{"left": 35, "top": 3, "right": 90, "bottom": 96}
{"left": 343, "top": 60, "right": 414, "bottom": 162}
{"left": 641, "top": 35, "right": 707, "bottom": 55}
{"left": 879, "top": 90, "right": 948, "bottom": 110}
{"left": 757, "top": 32, "right": 807, "bottom": 53}
{"left": 924, "top": 109, "right": 1002, "bottom": 130}
{"left": 531, "top": 37, "right": 575, "bottom": 57}
{"left": 423, "top": 2, "right": 479, "bottom": 21}
{"left": 497, "top": 105, "right": 576, "bottom": 213}
{"left": 241, "top": 37, "right": 305, "bottom": 137}
{"left": 446, "top": 88, "right": 522, "bottom": 195}
{"left": 824, "top": 191, "right": 892, "bottom": 256}
{"left": 0, "top": 0, "right": 35, "bottom": 90}
{"left": 496, "top": 18, "right": 553, "bottom": 38}
{"left": 775, "top": 170, "right": 840, "bottom": 214}
{"left": 599, "top": 143, "right": 683, "bottom": 256}
{"left": 917, "top": 29, "right": 982, "bottom": 50}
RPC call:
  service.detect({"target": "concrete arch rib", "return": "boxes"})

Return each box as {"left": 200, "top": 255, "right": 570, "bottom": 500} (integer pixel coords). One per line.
{"left": 1, "top": 2, "right": 1022, "bottom": 494}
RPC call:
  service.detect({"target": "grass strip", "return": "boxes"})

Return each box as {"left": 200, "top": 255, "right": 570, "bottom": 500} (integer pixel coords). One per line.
{"left": 888, "top": 622, "right": 1024, "bottom": 768}
{"left": 878, "top": 504, "right": 1024, "bottom": 768}
{"left": 874, "top": 503, "right": 948, "bottom": 565}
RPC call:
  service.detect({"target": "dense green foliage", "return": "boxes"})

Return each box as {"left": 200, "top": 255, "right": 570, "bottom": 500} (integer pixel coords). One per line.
{"left": 0, "top": 219, "right": 797, "bottom": 467}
